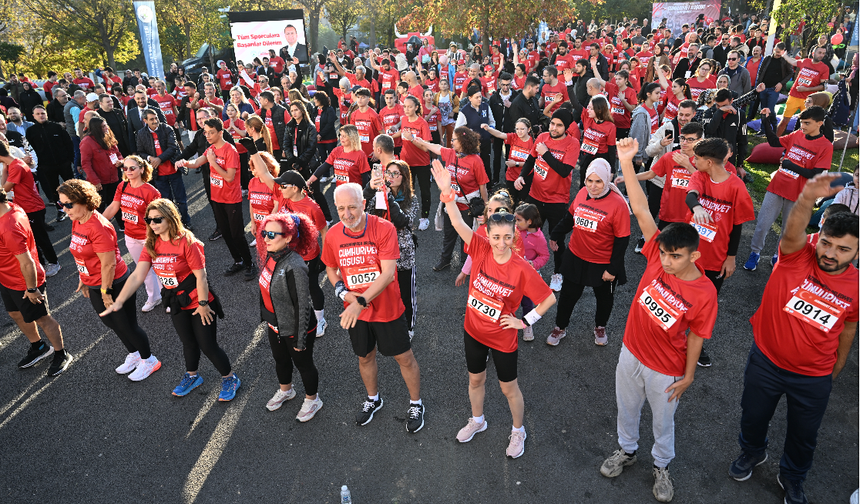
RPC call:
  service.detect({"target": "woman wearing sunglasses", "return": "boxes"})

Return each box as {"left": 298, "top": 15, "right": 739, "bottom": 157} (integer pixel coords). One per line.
{"left": 254, "top": 212, "right": 323, "bottom": 421}
{"left": 102, "top": 156, "right": 163, "bottom": 312}
{"left": 58, "top": 179, "right": 160, "bottom": 382}
{"left": 430, "top": 159, "right": 555, "bottom": 459}
{"left": 103, "top": 199, "right": 241, "bottom": 401}
{"left": 547, "top": 159, "right": 631, "bottom": 348}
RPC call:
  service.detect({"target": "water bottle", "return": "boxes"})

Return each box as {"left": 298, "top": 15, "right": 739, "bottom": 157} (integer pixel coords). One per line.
{"left": 340, "top": 485, "right": 352, "bottom": 504}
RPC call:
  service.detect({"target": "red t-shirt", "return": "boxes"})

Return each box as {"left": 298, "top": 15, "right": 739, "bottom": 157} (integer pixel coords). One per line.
{"left": 751, "top": 243, "right": 859, "bottom": 376}
{"left": 206, "top": 142, "right": 242, "bottom": 204}
{"left": 644, "top": 103, "right": 660, "bottom": 134}
{"left": 605, "top": 82, "right": 638, "bottom": 128}
{"left": 70, "top": 211, "right": 129, "bottom": 287}
{"left": 581, "top": 115, "right": 617, "bottom": 155}
{"left": 686, "top": 171, "right": 755, "bottom": 271}
{"left": 321, "top": 214, "right": 404, "bottom": 322}
{"left": 73, "top": 77, "right": 95, "bottom": 91}
{"left": 463, "top": 234, "right": 551, "bottom": 352}
{"left": 140, "top": 235, "right": 213, "bottom": 310}
{"left": 512, "top": 74, "right": 526, "bottom": 91}
{"left": 153, "top": 93, "right": 178, "bottom": 126}
{"left": 379, "top": 104, "right": 405, "bottom": 148}
{"left": 216, "top": 68, "right": 234, "bottom": 91}
{"left": 686, "top": 75, "right": 717, "bottom": 101}
{"left": 661, "top": 93, "right": 682, "bottom": 121}
{"left": 0, "top": 204, "right": 45, "bottom": 290}
{"left": 453, "top": 71, "right": 469, "bottom": 92}
{"left": 280, "top": 195, "right": 325, "bottom": 261}
{"left": 6, "top": 159, "right": 44, "bottom": 213}
{"left": 399, "top": 115, "right": 431, "bottom": 167}
{"left": 378, "top": 69, "right": 400, "bottom": 93}
{"left": 248, "top": 177, "right": 278, "bottom": 227}
{"left": 440, "top": 148, "right": 489, "bottom": 211}
{"left": 43, "top": 81, "right": 56, "bottom": 98}
{"left": 651, "top": 151, "right": 696, "bottom": 223}
{"left": 269, "top": 57, "right": 286, "bottom": 75}
{"left": 259, "top": 255, "right": 277, "bottom": 313}
{"left": 408, "top": 85, "right": 424, "bottom": 101}
{"left": 789, "top": 59, "right": 830, "bottom": 100}
{"left": 326, "top": 146, "right": 370, "bottom": 185}
{"left": 528, "top": 132, "right": 580, "bottom": 204}
{"left": 149, "top": 130, "right": 176, "bottom": 176}
{"left": 224, "top": 119, "right": 247, "bottom": 154}
{"left": 541, "top": 81, "right": 570, "bottom": 113}
{"left": 425, "top": 106, "right": 440, "bottom": 133}
{"left": 481, "top": 75, "right": 497, "bottom": 96}
{"left": 349, "top": 108, "right": 382, "bottom": 157}
{"left": 567, "top": 189, "right": 631, "bottom": 264}
{"left": 623, "top": 233, "right": 718, "bottom": 376}
{"left": 767, "top": 131, "right": 833, "bottom": 201}
{"left": 260, "top": 107, "right": 283, "bottom": 151}
{"left": 114, "top": 181, "right": 160, "bottom": 240}
{"left": 554, "top": 54, "right": 576, "bottom": 73}
{"left": 504, "top": 133, "right": 534, "bottom": 182}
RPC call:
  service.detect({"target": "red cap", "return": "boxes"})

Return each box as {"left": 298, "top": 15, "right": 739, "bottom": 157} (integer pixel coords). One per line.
{"left": 484, "top": 65, "right": 493, "bottom": 72}
{"left": 458, "top": 59, "right": 466, "bottom": 65}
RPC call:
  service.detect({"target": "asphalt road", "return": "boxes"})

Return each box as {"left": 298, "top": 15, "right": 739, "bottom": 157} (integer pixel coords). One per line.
{"left": 0, "top": 170, "right": 856, "bottom": 504}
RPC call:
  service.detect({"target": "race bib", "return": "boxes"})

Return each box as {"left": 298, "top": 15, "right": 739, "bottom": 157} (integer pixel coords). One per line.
{"left": 671, "top": 171, "right": 691, "bottom": 188}
{"left": 74, "top": 258, "right": 89, "bottom": 276}
{"left": 638, "top": 285, "right": 681, "bottom": 331}
{"left": 344, "top": 264, "right": 380, "bottom": 290}
{"left": 359, "top": 135, "right": 369, "bottom": 143}
{"left": 253, "top": 212, "right": 267, "bottom": 222}
{"left": 510, "top": 147, "right": 529, "bottom": 161}
{"left": 778, "top": 167, "right": 799, "bottom": 180}
{"left": 783, "top": 289, "right": 844, "bottom": 332}
{"left": 534, "top": 160, "right": 548, "bottom": 180}
{"left": 611, "top": 105, "right": 625, "bottom": 116}
{"left": 468, "top": 290, "right": 503, "bottom": 322}
{"left": 156, "top": 269, "right": 178, "bottom": 287}
{"left": 210, "top": 175, "right": 224, "bottom": 187}
{"left": 690, "top": 220, "right": 718, "bottom": 243}
{"left": 450, "top": 182, "right": 461, "bottom": 195}
{"left": 333, "top": 168, "right": 349, "bottom": 184}
{"left": 574, "top": 206, "right": 600, "bottom": 233}
{"left": 581, "top": 141, "right": 598, "bottom": 155}
{"left": 109, "top": 153, "right": 119, "bottom": 164}
{"left": 121, "top": 209, "right": 138, "bottom": 224}
{"left": 429, "top": 124, "right": 437, "bottom": 132}
{"left": 797, "top": 76, "right": 813, "bottom": 87}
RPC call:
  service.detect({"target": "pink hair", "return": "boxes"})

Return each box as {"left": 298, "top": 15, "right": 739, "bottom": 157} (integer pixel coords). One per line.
{"left": 256, "top": 212, "right": 319, "bottom": 264}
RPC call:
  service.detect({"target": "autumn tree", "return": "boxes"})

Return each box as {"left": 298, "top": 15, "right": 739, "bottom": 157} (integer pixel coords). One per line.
{"left": 768, "top": 0, "right": 843, "bottom": 53}
{"left": 324, "top": 0, "right": 362, "bottom": 45}
{"left": 296, "top": 0, "right": 327, "bottom": 54}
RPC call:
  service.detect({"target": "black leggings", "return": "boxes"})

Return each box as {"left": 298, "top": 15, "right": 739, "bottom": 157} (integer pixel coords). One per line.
{"left": 240, "top": 152, "right": 250, "bottom": 191}
{"left": 171, "top": 307, "right": 231, "bottom": 375}
{"left": 397, "top": 268, "right": 416, "bottom": 330}
{"left": 211, "top": 201, "right": 253, "bottom": 265}
{"left": 27, "top": 209, "right": 58, "bottom": 264}
{"left": 480, "top": 138, "right": 493, "bottom": 183}
{"left": 646, "top": 181, "right": 663, "bottom": 221}
{"left": 88, "top": 277, "right": 152, "bottom": 359}
{"left": 464, "top": 330, "right": 518, "bottom": 382}
{"left": 411, "top": 165, "right": 431, "bottom": 218}
{"left": 526, "top": 197, "right": 568, "bottom": 274}
{"left": 267, "top": 326, "right": 319, "bottom": 395}
{"left": 306, "top": 255, "right": 325, "bottom": 311}
{"left": 705, "top": 269, "right": 725, "bottom": 295}
{"left": 555, "top": 279, "right": 616, "bottom": 329}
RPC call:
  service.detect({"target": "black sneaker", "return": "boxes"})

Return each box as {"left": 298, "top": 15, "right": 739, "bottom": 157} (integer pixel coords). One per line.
{"left": 432, "top": 261, "right": 450, "bottom": 272}
{"left": 634, "top": 237, "right": 646, "bottom": 254}
{"left": 777, "top": 473, "right": 809, "bottom": 504}
{"left": 697, "top": 348, "right": 712, "bottom": 367}
{"left": 243, "top": 263, "right": 258, "bottom": 281}
{"left": 56, "top": 211, "right": 68, "bottom": 222}
{"left": 47, "top": 351, "right": 74, "bottom": 377}
{"left": 406, "top": 403, "right": 425, "bottom": 433}
{"left": 742, "top": 173, "right": 754, "bottom": 185}
{"left": 224, "top": 262, "right": 244, "bottom": 276}
{"left": 209, "top": 230, "right": 222, "bottom": 241}
{"left": 728, "top": 451, "right": 768, "bottom": 481}
{"left": 18, "top": 342, "right": 54, "bottom": 369}
{"left": 355, "top": 397, "right": 383, "bottom": 426}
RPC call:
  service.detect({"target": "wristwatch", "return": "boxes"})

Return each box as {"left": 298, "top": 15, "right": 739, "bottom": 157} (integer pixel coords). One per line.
{"left": 198, "top": 300, "right": 209, "bottom": 307}
{"left": 26, "top": 287, "right": 38, "bottom": 293}
{"left": 356, "top": 296, "right": 368, "bottom": 308}
{"left": 100, "top": 287, "right": 114, "bottom": 296}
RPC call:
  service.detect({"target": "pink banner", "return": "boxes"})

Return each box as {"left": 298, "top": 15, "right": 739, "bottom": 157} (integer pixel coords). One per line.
{"left": 652, "top": 1, "right": 722, "bottom": 35}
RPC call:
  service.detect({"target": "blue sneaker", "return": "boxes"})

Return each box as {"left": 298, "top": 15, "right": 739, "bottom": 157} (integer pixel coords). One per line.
{"left": 743, "top": 252, "right": 760, "bottom": 271}
{"left": 218, "top": 374, "right": 241, "bottom": 402}
{"left": 172, "top": 373, "right": 203, "bottom": 397}
{"left": 771, "top": 254, "right": 778, "bottom": 267}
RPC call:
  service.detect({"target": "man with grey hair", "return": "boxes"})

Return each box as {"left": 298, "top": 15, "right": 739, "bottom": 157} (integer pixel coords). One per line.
{"left": 322, "top": 182, "right": 425, "bottom": 433}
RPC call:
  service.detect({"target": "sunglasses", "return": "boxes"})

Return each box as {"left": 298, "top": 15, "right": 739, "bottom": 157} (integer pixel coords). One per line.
{"left": 279, "top": 183, "right": 296, "bottom": 189}
{"left": 261, "top": 230, "right": 286, "bottom": 240}
{"left": 386, "top": 170, "right": 401, "bottom": 177}
{"left": 727, "top": 57, "right": 738, "bottom": 61}
{"left": 144, "top": 216, "right": 164, "bottom": 224}
{"left": 122, "top": 165, "right": 140, "bottom": 171}
{"left": 488, "top": 212, "right": 515, "bottom": 223}
{"left": 59, "top": 201, "right": 75, "bottom": 209}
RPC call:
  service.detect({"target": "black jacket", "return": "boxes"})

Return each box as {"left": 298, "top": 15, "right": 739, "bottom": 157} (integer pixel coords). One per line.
{"left": 281, "top": 119, "right": 319, "bottom": 176}
{"left": 98, "top": 108, "right": 131, "bottom": 156}
{"left": 46, "top": 99, "right": 66, "bottom": 124}
{"left": 259, "top": 104, "right": 288, "bottom": 152}
{"left": 127, "top": 105, "right": 167, "bottom": 154}
{"left": 25, "top": 121, "right": 74, "bottom": 166}
{"left": 19, "top": 90, "right": 43, "bottom": 121}
{"left": 311, "top": 106, "right": 337, "bottom": 142}
{"left": 754, "top": 55, "right": 794, "bottom": 89}
{"left": 508, "top": 92, "right": 542, "bottom": 136}
{"left": 489, "top": 89, "right": 520, "bottom": 133}
{"left": 135, "top": 124, "right": 180, "bottom": 180}
{"left": 703, "top": 105, "right": 740, "bottom": 163}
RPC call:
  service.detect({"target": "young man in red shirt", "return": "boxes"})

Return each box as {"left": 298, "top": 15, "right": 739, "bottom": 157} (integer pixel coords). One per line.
{"left": 72, "top": 68, "right": 95, "bottom": 91}
{"left": 777, "top": 47, "right": 830, "bottom": 136}
{"left": 348, "top": 88, "right": 382, "bottom": 160}
{"left": 322, "top": 183, "right": 425, "bottom": 433}
{"left": 378, "top": 90, "right": 404, "bottom": 154}
{"left": 540, "top": 66, "right": 569, "bottom": 116}
{"left": 153, "top": 80, "right": 180, "bottom": 128}
{"left": 600, "top": 137, "right": 718, "bottom": 503}
{"left": 729, "top": 173, "right": 857, "bottom": 504}
{"left": 215, "top": 60, "right": 234, "bottom": 102}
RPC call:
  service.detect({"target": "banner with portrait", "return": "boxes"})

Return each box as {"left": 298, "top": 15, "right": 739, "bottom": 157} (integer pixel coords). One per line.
{"left": 228, "top": 10, "right": 309, "bottom": 67}
{"left": 651, "top": 1, "right": 722, "bottom": 35}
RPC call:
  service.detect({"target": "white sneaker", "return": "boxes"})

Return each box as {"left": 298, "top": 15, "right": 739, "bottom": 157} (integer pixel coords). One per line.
{"left": 165, "top": 306, "right": 171, "bottom": 314}
{"left": 44, "top": 263, "right": 61, "bottom": 277}
{"left": 250, "top": 238, "right": 257, "bottom": 247}
{"left": 316, "top": 318, "right": 327, "bottom": 337}
{"left": 320, "top": 176, "right": 328, "bottom": 183}
{"left": 408, "top": 330, "right": 414, "bottom": 341}
{"left": 296, "top": 396, "right": 324, "bottom": 422}
{"left": 141, "top": 297, "right": 162, "bottom": 313}
{"left": 522, "top": 325, "right": 534, "bottom": 341}
{"left": 115, "top": 352, "right": 141, "bottom": 374}
{"left": 266, "top": 388, "right": 296, "bottom": 411}
{"left": 549, "top": 273, "right": 563, "bottom": 292}
{"left": 128, "top": 356, "right": 162, "bottom": 381}
{"left": 418, "top": 218, "right": 430, "bottom": 231}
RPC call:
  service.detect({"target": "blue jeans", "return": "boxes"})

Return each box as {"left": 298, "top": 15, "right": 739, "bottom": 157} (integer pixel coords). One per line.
{"left": 152, "top": 172, "right": 191, "bottom": 225}
{"left": 738, "top": 343, "right": 832, "bottom": 482}
{"left": 758, "top": 88, "right": 781, "bottom": 130}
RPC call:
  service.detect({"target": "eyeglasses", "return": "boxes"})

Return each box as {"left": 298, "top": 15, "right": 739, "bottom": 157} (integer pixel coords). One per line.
{"left": 261, "top": 230, "right": 285, "bottom": 240}
{"left": 488, "top": 212, "right": 515, "bottom": 223}
{"left": 122, "top": 165, "right": 140, "bottom": 171}
{"left": 679, "top": 136, "right": 699, "bottom": 143}
{"left": 386, "top": 171, "right": 401, "bottom": 177}
{"left": 59, "top": 201, "right": 75, "bottom": 209}
{"left": 279, "top": 183, "right": 296, "bottom": 189}
{"left": 727, "top": 57, "right": 738, "bottom": 61}
{"left": 144, "top": 216, "right": 164, "bottom": 224}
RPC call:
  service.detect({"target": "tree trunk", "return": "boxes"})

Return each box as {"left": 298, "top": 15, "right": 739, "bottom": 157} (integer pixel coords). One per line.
{"left": 481, "top": 10, "right": 491, "bottom": 59}
{"left": 369, "top": 15, "right": 376, "bottom": 48}
{"left": 184, "top": 21, "right": 193, "bottom": 60}
{"left": 308, "top": 7, "right": 321, "bottom": 55}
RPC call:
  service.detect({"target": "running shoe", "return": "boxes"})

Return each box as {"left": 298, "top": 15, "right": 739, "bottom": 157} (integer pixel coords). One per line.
{"left": 408, "top": 330, "right": 414, "bottom": 341}
{"left": 128, "top": 356, "right": 161, "bottom": 382}
{"left": 47, "top": 351, "right": 73, "bottom": 377}
{"left": 771, "top": 254, "right": 778, "bottom": 267}
{"left": 218, "top": 374, "right": 241, "bottom": 401}
{"left": 418, "top": 218, "right": 430, "bottom": 231}
{"left": 355, "top": 397, "right": 383, "bottom": 426}
{"left": 506, "top": 430, "right": 527, "bottom": 458}
{"left": 266, "top": 388, "right": 296, "bottom": 411}
{"left": 406, "top": 403, "right": 425, "bottom": 433}
{"left": 777, "top": 473, "right": 809, "bottom": 504}
{"left": 728, "top": 451, "right": 768, "bottom": 481}
{"left": 634, "top": 237, "right": 646, "bottom": 254}
{"left": 522, "top": 325, "right": 534, "bottom": 341}
{"left": 594, "top": 326, "right": 608, "bottom": 346}
{"left": 296, "top": 396, "right": 323, "bottom": 422}
{"left": 316, "top": 318, "right": 327, "bottom": 337}
{"left": 652, "top": 466, "right": 674, "bottom": 502}
{"left": 456, "top": 417, "right": 487, "bottom": 443}
{"left": 432, "top": 261, "right": 450, "bottom": 272}
{"left": 172, "top": 373, "right": 204, "bottom": 397}
{"left": 141, "top": 297, "right": 162, "bottom": 313}
{"left": 546, "top": 327, "right": 566, "bottom": 346}
{"left": 224, "top": 262, "right": 244, "bottom": 276}
{"left": 600, "top": 449, "right": 637, "bottom": 477}
{"left": 549, "top": 273, "right": 563, "bottom": 291}
{"left": 743, "top": 252, "right": 760, "bottom": 271}
{"left": 18, "top": 342, "right": 53, "bottom": 369}
{"left": 250, "top": 238, "right": 257, "bottom": 247}
{"left": 697, "top": 349, "right": 712, "bottom": 367}
{"left": 44, "top": 263, "right": 61, "bottom": 277}
{"left": 115, "top": 351, "right": 141, "bottom": 374}
{"left": 56, "top": 211, "right": 68, "bottom": 223}
{"left": 243, "top": 263, "right": 258, "bottom": 281}
{"left": 209, "top": 230, "right": 222, "bottom": 241}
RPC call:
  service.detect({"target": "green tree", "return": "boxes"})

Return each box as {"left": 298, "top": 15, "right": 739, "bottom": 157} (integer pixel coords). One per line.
{"left": 0, "top": 42, "right": 23, "bottom": 78}
{"left": 324, "top": 0, "right": 362, "bottom": 45}
{"left": 296, "top": 0, "right": 328, "bottom": 54}
{"left": 770, "top": 0, "right": 842, "bottom": 53}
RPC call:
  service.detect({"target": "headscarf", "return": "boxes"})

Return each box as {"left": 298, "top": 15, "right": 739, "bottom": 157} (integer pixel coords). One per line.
{"left": 584, "top": 158, "right": 632, "bottom": 214}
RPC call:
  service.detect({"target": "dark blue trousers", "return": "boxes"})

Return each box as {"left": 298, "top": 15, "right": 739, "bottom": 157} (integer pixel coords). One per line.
{"left": 738, "top": 343, "right": 832, "bottom": 482}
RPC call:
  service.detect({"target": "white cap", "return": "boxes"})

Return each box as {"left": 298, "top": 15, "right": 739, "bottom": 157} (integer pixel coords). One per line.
{"left": 86, "top": 93, "right": 99, "bottom": 102}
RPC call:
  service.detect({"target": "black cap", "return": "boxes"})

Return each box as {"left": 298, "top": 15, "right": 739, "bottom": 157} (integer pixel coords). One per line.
{"left": 272, "top": 169, "right": 308, "bottom": 189}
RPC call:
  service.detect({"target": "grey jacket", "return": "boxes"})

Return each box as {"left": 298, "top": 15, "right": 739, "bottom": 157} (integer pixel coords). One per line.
{"left": 264, "top": 249, "right": 313, "bottom": 350}
{"left": 718, "top": 66, "right": 752, "bottom": 98}
{"left": 629, "top": 105, "right": 653, "bottom": 163}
